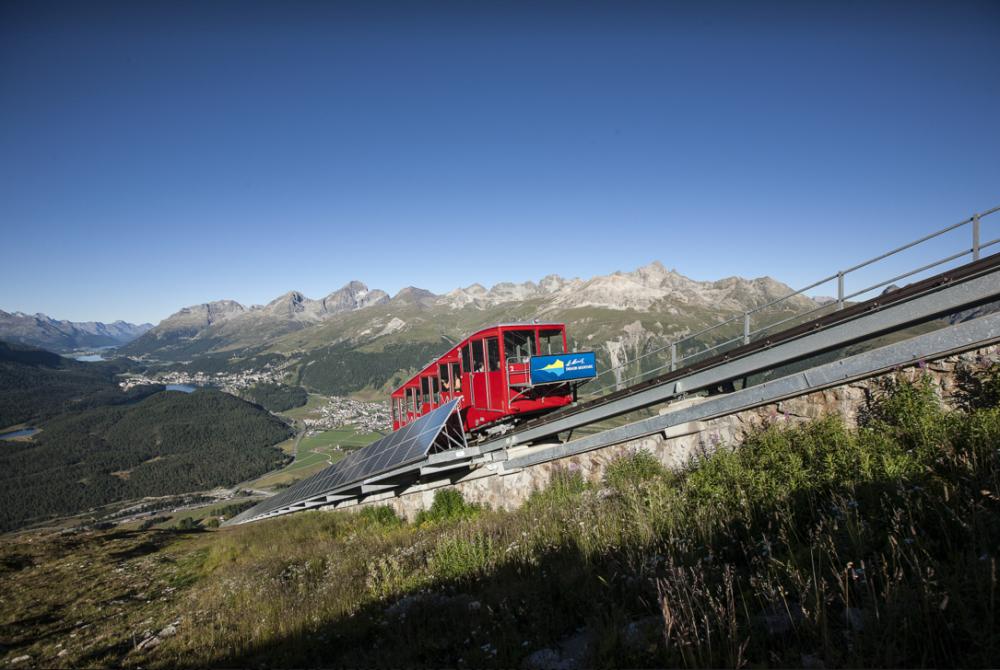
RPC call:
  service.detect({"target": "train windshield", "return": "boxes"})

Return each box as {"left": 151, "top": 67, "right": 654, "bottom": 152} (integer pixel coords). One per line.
{"left": 539, "top": 329, "right": 565, "bottom": 354}
{"left": 504, "top": 330, "right": 535, "bottom": 360}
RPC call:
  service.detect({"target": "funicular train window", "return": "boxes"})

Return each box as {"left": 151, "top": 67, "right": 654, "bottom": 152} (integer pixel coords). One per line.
{"left": 406, "top": 388, "right": 416, "bottom": 413}
{"left": 421, "top": 376, "right": 430, "bottom": 404}
{"left": 503, "top": 330, "right": 535, "bottom": 360}
{"left": 451, "top": 362, "right": 462, "bottom": 391}
{"left": 486, "top": 337, "right": 500, "bottom": 372}
{"left": 431, "top": 377, "right": 440, "bottom": 403}
{"left": 439, "top": 363, "right": 450, "bottom": 392}
{"left": 391, "top": 399, "right": 398, "bottom": 424}
{"left": 539, "top": 329, "right": 565, "bottom": 355}
{"left": 462, "top": 343, "right": 472, "bottom": 372}
{"left": 414, "top": 385, "right": 421, "bottom": 410}
{"left": 472, "top": 339, "right": 485, "bottom": 372}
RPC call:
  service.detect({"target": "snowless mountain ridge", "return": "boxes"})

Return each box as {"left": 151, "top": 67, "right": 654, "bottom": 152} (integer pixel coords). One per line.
{"left": 152, "top": 261, "right": 815, "bottom": 332}
{"left": 0, "top": 310, "right": 153, "bottom": 353}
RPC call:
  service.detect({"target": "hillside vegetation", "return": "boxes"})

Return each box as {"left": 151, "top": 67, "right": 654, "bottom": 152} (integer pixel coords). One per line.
{"left": 0, "top": 389, "right": 293, "bottom": 532}
{"left": 241, "top": 382, "right": 308, "bottom": 412}
{"left": 2, "top": 363, "right": 999, "bottom": 667}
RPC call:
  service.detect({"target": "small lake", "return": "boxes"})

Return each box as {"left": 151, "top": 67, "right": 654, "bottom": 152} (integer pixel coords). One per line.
{"left": 0, "top": 427, "right": 39, "bottom": 440}
{"left": 72, "top": 346, "right": 116, "bottom": 362}
{"left": 165, "top": 384, "right": 197, "bottom": 393}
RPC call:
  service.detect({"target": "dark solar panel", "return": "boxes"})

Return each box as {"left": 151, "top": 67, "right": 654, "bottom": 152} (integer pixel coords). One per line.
{"left": 230, "top": 399, "right": 462, "bottom": 524}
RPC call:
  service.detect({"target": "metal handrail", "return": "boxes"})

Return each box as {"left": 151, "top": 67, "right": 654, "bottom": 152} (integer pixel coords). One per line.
{"left": 581, "top": 204, "right": 1000, "bottom": 399}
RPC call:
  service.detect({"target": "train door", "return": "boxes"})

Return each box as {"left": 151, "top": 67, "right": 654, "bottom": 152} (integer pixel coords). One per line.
{"left": 421, "top": 376, "right": 433, "bottom": 413}
{"left": 405, "top": 387, "right": 416, "bottom": 423}
{"left": 469, "top": 338, "right": 488, "bottom": 410}
{"left": 461, "top": 344, "right": 473, "bottom": 410}
{"left": 430, "top": 375, "right": 440, "bottom": 407}
{"left": 484, "top": 336, "right": 504, "bottom": 411}
{"left": 439, "top": 363, "right": 451, "bottom": 402}
{"left": 451, "top": 362, "right": 462, "bottom": 398}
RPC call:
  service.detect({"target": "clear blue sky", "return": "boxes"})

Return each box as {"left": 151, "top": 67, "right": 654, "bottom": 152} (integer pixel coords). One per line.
{"left": 2, "top": 0, "right": 998, "bottom": 324}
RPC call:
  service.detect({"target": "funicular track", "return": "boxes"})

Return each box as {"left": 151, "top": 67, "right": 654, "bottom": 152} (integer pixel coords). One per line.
{"left": 488, "top": 249, "right": 1000, "bottom": 452}
{"left": 229, "top": 205, "right": 1000, "bottom": 525}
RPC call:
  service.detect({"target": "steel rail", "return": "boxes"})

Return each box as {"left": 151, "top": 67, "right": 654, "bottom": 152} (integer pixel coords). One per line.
{"left": 583, "top": 205, "right": 1000, "bottom": 396}
{"left": 503, "top": 310, "right": 1000, "bottom": 471}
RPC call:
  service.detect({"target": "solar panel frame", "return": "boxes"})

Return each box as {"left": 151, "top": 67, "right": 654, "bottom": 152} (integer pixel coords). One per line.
{"left": 230, "top": 398, "right": 463, "bottom": 523}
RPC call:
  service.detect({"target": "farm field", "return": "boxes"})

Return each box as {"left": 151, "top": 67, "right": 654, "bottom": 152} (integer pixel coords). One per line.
{"left": 278, "top": 392, "right": 330, "bottom": 420}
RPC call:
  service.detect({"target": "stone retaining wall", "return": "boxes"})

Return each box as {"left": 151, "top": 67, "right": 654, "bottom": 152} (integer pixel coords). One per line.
{"left": 343, "top": 345, "right": 1000, "bottom": 522}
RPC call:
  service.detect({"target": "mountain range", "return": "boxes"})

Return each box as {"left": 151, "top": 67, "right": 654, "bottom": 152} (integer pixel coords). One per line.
{"left": 120, "top": 262, "right": 819, "bottom": 396}
{"left": 0, "top": 310, "right": 152, "bottom": 353}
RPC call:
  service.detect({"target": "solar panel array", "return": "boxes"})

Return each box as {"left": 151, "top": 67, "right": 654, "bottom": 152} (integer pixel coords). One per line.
{"left": 230, "top": 399, "right": 464, "bottom": 524}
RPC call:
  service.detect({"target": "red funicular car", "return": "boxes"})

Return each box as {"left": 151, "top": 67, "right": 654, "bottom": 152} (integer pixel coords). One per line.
{"left": 391, "top": 323, "right": 596, "bottom": 435}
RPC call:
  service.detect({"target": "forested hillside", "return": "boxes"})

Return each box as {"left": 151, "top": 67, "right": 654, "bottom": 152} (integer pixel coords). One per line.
{"left": 0, "top": 389, "right": 293, "bottom": 532}
{"left": 295, "top": 340, "right": 447, "bottom": 395}
{"left": 241, "top": 382, "right": 307, "bottom": 412}
{"left": 0, "top": 341, "right": 158, "bottom": 428}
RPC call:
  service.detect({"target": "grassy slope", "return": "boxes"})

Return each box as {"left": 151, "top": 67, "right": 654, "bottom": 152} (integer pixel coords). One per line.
{"left": 4, "top": 365, "right": 999, "bottom": 668}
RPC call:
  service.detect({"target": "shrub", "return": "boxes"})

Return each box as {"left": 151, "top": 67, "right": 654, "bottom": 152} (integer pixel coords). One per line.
{"left": 431, "top": 531, "right": 496, "bottom": 581}
{"left": 415, "top": 489, "right": 481, "bottom": 525}
{"left": 358, "top": 505, "right": 403, "bottom": 530}
{"left": 174, "top": 517, "right": 201, "bottom": 531}
{"left": 138, "top": 515, "right": 169, "bottom": 530}
{"left": 955, "top": 360, "right": 1000, "bottom": 411}
{"left": 526, "top": 466, "right": 588, "bottom": 511}
{"left": 858, "top": 372, "right": 946, "bottom": 453}
{"left": 604, "top": 449, "right": 666, "bottom": 490}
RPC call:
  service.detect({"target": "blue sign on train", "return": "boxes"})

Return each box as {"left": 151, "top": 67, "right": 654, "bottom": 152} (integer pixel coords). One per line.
{"left": 529, "top": 351, "right": 598, "bottom": 385}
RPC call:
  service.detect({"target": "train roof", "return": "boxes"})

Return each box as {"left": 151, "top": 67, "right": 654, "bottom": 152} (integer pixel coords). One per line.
{"left": 463, "top": 322, "right": 565, "bottom": 339}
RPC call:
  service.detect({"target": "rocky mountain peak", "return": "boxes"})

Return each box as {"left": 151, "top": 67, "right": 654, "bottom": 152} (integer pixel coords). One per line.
{"left": 323, "top": 281, "right": 390, "bottom": 314}
{"left": 263, "top": 291, "right": 310, "bottom": 316}
{"left": 392, "top": 287, "right": 438, "bottom": 306}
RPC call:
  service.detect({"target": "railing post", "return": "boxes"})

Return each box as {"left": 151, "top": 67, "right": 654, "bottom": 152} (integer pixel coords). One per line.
{"left": 837, "top": 271, "right": 845, "bottom": 310}
{"left": 743, "top": 312, "right": 750, "bottom": 345}
{"left": 670, "top": 342, "right": 677, "bottom": 372}
{"left": 973, "top": 214, "right": 981, "bottom": 261}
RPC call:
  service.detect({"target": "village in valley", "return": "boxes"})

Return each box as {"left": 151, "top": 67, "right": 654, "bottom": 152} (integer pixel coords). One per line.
{"left": 117, "top": 368, "right": 391, "bottom": 433}
{"left": 301, "top": 395, "right": 390, "bottom": 435}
